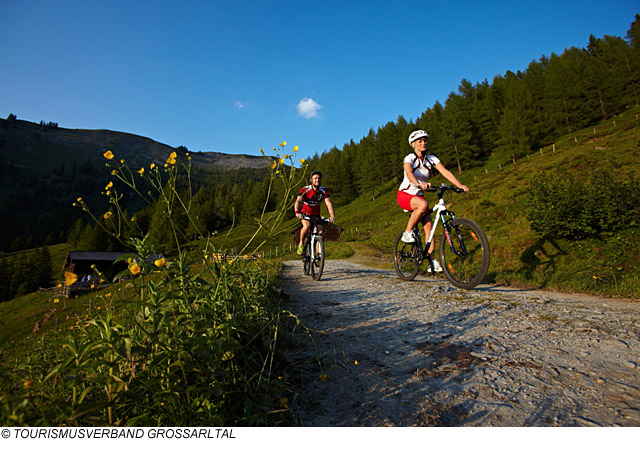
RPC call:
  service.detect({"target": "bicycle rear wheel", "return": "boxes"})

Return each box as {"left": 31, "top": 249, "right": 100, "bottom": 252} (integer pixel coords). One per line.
{"left": 394, "top": 230, "right": 420, "bottom": 281}
{"left": 303, "top": 239, "right": 311, "bottom": 275}
{"left": 439, "top": 218, "right": 490, "bottom": 289}
{"left": 310, "top": 236, "right": 325, "bottom": 281}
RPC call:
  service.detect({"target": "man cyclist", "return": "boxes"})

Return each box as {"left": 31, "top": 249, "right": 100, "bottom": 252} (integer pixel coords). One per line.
{"left": 294, "top": 171, "right": 336, "bottom": 256}
{"left": 397, "top": 130, "right": 469, "bottom": 271}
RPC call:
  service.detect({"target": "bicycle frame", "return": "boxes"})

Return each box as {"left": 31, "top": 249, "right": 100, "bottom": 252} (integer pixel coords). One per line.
{"left": 411, "top": 189, "right": 457, "bottom": 263}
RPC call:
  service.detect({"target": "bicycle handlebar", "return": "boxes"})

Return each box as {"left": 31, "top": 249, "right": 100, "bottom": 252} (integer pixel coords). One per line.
{"left": 424, "top": 184, "right": 465, "bottom": 194}
{"left": 301, "top": 214, "right": 331, "bottom": 223}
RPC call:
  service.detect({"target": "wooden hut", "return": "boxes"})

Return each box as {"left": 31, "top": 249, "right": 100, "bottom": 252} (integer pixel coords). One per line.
{"left": 62, "top": 251, "right": 127, "bottom": 277}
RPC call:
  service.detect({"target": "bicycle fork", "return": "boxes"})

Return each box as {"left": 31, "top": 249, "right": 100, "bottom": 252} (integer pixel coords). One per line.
{"left": 309, "top": 234, "right": 316, "bottom": 261}
{"left": 305, "top": 233, "right": 319, "bottom": 261}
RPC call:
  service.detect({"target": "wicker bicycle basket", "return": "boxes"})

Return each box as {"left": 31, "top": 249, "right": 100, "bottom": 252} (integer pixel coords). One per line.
{"left": 293, "top": 221, "right": 342, "bottom": 244}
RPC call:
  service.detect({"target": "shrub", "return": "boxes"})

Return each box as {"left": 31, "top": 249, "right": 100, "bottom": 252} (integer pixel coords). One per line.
{"left": 526, "top": 170, "right": 640, "bottom": 239}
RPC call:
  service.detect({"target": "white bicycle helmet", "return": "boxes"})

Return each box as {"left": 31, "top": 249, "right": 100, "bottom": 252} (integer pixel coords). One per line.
{"left": 408, "top": 130, "right": 429, "bottom": 145}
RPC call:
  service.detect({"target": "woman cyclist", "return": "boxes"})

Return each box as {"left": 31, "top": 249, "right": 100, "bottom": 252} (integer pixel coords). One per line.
{"left": 397, "top": 130, "right": 469, "bottom": 271}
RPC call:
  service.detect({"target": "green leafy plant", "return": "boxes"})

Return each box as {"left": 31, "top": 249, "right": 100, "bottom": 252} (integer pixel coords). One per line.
{"left": 1, "top": 142, "right": 309, "bottom": 426}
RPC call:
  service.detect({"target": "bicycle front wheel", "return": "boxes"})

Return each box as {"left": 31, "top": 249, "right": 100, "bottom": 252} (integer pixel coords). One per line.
{"left": 439, "top": 218, "right": 490, "bottom": 289}
{"left": 394, "top": 230, "right": 420, "bottom": 281}
{"left": 310, "top": 236, "right": 325, "bottom": 281}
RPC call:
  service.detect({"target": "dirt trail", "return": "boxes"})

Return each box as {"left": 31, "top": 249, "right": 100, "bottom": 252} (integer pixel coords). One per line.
{"left": 281, "top": 259, "right": 640, "bottom": 426}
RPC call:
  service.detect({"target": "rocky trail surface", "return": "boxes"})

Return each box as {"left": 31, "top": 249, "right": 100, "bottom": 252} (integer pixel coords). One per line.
{"left": 281, "top": 259, "right": 640, "bottom": 426}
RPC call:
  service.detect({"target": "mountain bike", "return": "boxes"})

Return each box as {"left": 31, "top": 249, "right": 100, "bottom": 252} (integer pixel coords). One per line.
{"left": 393, "top": 184, "right": 490, "bottom": 289}
{"left": 301, "top": 215, "right": 329, "bottom": 281}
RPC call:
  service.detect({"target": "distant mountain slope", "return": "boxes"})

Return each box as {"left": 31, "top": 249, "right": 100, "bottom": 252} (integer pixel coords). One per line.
{"left": 0, "top": 118, "right": 268, "bottom": 175}
{"left": 0, "top": 118, "right": 272, "bottom": 253}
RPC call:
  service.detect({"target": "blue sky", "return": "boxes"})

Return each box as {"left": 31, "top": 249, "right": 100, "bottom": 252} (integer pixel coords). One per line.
{"left": 1, "top": 0, "right": 638, "bottom": 161}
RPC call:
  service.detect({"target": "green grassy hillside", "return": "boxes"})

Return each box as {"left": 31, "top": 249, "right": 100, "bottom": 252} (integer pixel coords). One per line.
{"left": 218, "top": 107, "right": 640, "bottom": 298}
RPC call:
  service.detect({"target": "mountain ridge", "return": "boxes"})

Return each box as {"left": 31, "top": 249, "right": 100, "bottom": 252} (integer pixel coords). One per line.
{"left": 0, "top": 117, "right": 269, "bottom": 174}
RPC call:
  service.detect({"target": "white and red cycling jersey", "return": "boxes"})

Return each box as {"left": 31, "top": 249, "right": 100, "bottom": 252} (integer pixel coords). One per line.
{"left": 298, "top": 185, "right": 330, "bottom": 216}
{"left": 398, "top": 153, "right": 441, "bottom": 196}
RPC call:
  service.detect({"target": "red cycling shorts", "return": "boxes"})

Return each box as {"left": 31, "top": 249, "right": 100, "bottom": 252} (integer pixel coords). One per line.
{"left": 397, "top": 190, "right": 423, "bottom": 211}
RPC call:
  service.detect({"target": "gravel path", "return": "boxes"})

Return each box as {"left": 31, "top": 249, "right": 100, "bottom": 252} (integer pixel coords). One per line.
{"left": 281, "top": 259, "right": 640, "bottom": 426}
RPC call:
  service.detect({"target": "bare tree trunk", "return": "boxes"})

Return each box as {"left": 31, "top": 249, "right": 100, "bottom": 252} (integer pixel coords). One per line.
{"left": 454, "top": 144, "right": 462, "bottom": 174}
{"left": 598, "top": 89, "right": 607, "bottom": 119}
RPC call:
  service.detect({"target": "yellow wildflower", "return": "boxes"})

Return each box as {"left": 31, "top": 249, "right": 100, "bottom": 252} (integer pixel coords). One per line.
{"left": 64, "top": 271, "right": 78, "bottom": 286}
{"left": 150, "top": 163, "right": 156, "bottom": 169}
{"left": 166, "top": 151, "right": 177, "bottom": 165}
{"left": 103, "top": 150, "right": 114, "bottom": 160}
{"left": 105, "top": 181, "right": 113, "bottom": 190}
{"left": 103, "top": 211, "right": 113, "bottom": 220}
{"left": 106, "top": 293, "right": 111, "bottom": 297}
{"left": 354, "top": 360, "right": 359, "bottom": 365}
{"left": 271, "top": 161, "right": 277, "bottom": 169}
{"left": 280, "top": 140, "right": 287, "bottom": 147}
{"left": 138, "top": 167, "right": 144, "bottom": 175}
{"left": 120, "top": 159, "right": 125, "bottom": 164}
{"left": 106, "top": 190, "right": 111, "bottom": 196}
{"left": 111, "top": 170, "right": 117, "bottom": 175}
{"left": 129, "top": 263, "right": 141, "bottom": 276}
{"left": 319, "top": 374, "right": 328, "bottom": 383}
{"left": 131, "top": 216, "right": 137, "bottom": 222}
{"left": 53, "top": 298, "right": 60, "bottom": 303}
{"left": 154, "top": 258, "right": 166, "bottom": 268}
{"left": 77, "top": 197, "right": 83, "bottom": 203}
{"left": 293, "top": 145, "right": 299, "bottom": 152}
{"left": 300, "top": 158, "right": 305, "bottom": 164}
{"left": 23, "top": 380, "right": 33, "bottom": 389}
{"left": 279, "top": 158, "right": 284, "bottom": 164}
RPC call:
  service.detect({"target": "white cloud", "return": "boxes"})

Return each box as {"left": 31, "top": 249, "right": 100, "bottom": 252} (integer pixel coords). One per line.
{"left": 297, "top": 97, "right": 322, "bottom": 119}
{"left": 235, "top": 101, "right": 248, "bottom": 110}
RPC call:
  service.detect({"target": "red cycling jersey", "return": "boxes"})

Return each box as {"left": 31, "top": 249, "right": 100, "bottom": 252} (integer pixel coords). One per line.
{"left": 298, "top": 185, "right": 330, "bottom": 216}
